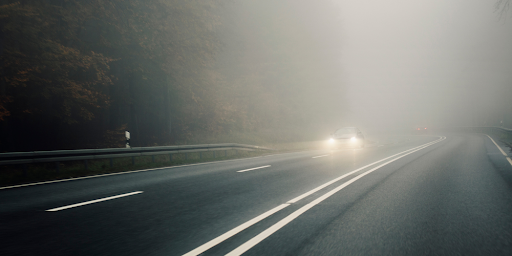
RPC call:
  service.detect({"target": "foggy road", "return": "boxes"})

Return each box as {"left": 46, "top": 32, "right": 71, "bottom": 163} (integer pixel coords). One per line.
{"left": 2, "top": 1, "right": 512, "bottom": 255}
{"left": 2, "top": 133, "right": 512, "bottom": 256}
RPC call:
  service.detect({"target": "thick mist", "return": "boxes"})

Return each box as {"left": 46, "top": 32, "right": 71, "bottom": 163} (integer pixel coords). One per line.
{"left": 338, "top": 0, "right": 512, "bottom": 130}
{"left": 212, "top": 0, "right": 345, "bottom": 141}
{"left": 2, "top": 0, "right": 512, "bottom": 151}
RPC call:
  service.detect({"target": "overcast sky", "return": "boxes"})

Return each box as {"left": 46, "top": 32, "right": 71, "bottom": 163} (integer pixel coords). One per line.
{"left": 336, "top": 0, "right": 512, "bottom": 129}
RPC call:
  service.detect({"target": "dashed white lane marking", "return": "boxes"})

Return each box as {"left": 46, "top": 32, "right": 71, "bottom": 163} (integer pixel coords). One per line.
{"left": 312, "top": 155, "right": 329, "bottom": 158}
{"left": 485, "top": 134, "right": 507, "bottom": 156}
{"left": 183, "top": 136, "right": 445, "bottom": 256}
{"left": 507, "top": 157, "right": 512, "bottom": 166}
{"left": 225, "top": 136, "right": 445, "bottom": 256}
{"left": 46, "top": 191, "right": 143, "bottom": 212}
{"left": 182, "top": 204, "right": 290, "bottom": 256}
{"left": 237, "top": 165, "right": 271, "bottom": 173}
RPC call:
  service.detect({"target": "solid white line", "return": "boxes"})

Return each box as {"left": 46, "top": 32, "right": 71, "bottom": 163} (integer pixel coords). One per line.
{"left": 312, "top": 155, "right": 329, "bottom": 158}
{"left": 0, "top": 147, "right": 338, "bottom": 191}
{"left": 237, "top": 165, "right": 271, "bottom": 173}
{"left": 507, "top": 157, "right": 512, "bottom": 166}
{"left": 182, "top": 204, "right": 290, "bottom": 256}
{"left": 225, "top": 137, "right": 445, "bottom": 256}
{"left": 485, "top": 134, "right": 507, "bottom": 156}
{"left": 46, "top": 191, "right": 143, "bottom": 212}
{"left": 1, "top": 154, "right": 279, "bottom": 190}
{"left": 287, "top": 137, "right": 445, "bottom": 204}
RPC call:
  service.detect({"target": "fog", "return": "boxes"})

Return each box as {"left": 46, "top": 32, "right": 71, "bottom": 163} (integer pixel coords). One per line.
{"left": 2, "top": 0, "right": 512, "bottom": 151}
{"left": 338, "top": 0, "right": 512, "bottom": 129}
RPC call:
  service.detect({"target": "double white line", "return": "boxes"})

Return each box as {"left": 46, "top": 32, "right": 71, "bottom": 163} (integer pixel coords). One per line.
{"left": 183, "top": 136, "right": 446, "bottom": 256}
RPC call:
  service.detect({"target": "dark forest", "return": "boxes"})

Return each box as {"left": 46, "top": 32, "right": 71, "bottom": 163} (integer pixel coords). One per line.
{"left": 0, "top": 0, "right": 344, "bottom": 152}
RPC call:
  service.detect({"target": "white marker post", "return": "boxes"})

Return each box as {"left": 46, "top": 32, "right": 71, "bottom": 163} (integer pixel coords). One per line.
{"left": 125, "top": 130, "right": 131, "bottom": 148}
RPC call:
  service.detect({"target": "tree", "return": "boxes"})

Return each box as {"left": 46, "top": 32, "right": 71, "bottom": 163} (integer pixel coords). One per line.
{"left": 496, "top": 0, "right": 511, "bottom": 19}
{"left": 0, "top": 0, "right": 226, "bottom": 151}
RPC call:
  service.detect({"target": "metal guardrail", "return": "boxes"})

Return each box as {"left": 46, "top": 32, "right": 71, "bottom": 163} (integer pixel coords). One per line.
{"left": 0, "top": 143, "right": 272, "bottom": 170}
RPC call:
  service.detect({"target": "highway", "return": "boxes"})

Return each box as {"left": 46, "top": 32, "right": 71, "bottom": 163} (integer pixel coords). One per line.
{"left": 1, "top": 133, "right": 512, "bottom": 255}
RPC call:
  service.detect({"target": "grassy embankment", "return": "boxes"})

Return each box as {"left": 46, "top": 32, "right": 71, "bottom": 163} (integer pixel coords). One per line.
{"left": 499, "top": 131, "right": 512, "bottom": 154}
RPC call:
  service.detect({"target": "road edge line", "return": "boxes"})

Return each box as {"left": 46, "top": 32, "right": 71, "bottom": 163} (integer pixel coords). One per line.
{"left": 485, "top": 134, "right": 507, "bottom": 156}
{"left": 0, "top": 153, "right": 295, "bottom": 190}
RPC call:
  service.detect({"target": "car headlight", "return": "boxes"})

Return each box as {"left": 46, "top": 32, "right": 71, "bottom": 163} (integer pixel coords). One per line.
{"left": 350, "top": 137, "right": 356, "bottom": 141}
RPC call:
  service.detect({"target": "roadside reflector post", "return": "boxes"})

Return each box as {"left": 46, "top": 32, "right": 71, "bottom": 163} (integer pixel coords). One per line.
{"left": 125, "top": 131, "right": 131, "bottom": 148}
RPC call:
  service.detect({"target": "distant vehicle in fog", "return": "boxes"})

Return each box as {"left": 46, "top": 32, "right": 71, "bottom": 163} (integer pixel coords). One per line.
{"left": 414, "top": 126, "right": 429, "bottom": 134}
{"left": 329, "top": 127, "right": 365, "bottom": 149}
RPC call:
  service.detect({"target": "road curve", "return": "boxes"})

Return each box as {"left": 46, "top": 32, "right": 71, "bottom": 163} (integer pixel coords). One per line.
{"left": 1, "top": 133, "right": 511, "bottom": 256}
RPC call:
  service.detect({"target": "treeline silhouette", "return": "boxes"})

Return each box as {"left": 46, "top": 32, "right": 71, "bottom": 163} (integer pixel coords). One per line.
{"left": 0, "top": 0, "right": 344, "bottom": 152}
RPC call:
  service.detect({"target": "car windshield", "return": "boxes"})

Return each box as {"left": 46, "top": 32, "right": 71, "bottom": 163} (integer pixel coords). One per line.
{"left": 334, "top": 128, "right": 357, "bottom": 135}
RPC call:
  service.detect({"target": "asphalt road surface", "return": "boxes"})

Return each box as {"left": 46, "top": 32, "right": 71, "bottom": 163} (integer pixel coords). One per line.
{"left": 1, "top": 133, "right": 512, "bottom": 256}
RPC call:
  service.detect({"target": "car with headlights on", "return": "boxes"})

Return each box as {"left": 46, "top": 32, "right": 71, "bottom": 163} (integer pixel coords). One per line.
{"left": 329, "top": 127, "right": 365, "bottom": 149}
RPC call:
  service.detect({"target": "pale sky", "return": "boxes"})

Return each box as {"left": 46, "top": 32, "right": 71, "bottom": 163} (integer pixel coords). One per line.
{"left": 337, "top": 0, "right": 512, "bottom": 128}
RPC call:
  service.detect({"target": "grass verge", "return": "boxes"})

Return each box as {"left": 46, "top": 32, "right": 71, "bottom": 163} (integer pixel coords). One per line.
{"left": 499, "top": 132, "right": 512, "bottom": 154}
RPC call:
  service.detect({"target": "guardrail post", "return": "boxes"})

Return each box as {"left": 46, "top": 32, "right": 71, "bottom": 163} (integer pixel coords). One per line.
{"left": 84, "top": 160, "right": 88, "bottom": 170}
{"left": 169, "top": 154, "right": 172, "bottom": 161}
{"left": 225, "top": 150, "right": 227, "bottom": 157}
{"left": 152, "top": 155, "right": 155, "bottom": 163}
{"left": 200, "top": 152, "right": 202, "bottom": 159}
{"left": 55, "top": 162, "right": 60, "bottom": 173}
{"left": 110, "top": 158, "right": 113, "bottom": 167}
{"left": 132, "top": 156, "right": 135, "bottom": 165}
{"left": 185, "top": 153, "right": 188, "bottom": 160}
{"left": 213, "top": 151, "right": 216, "bottom": 158}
